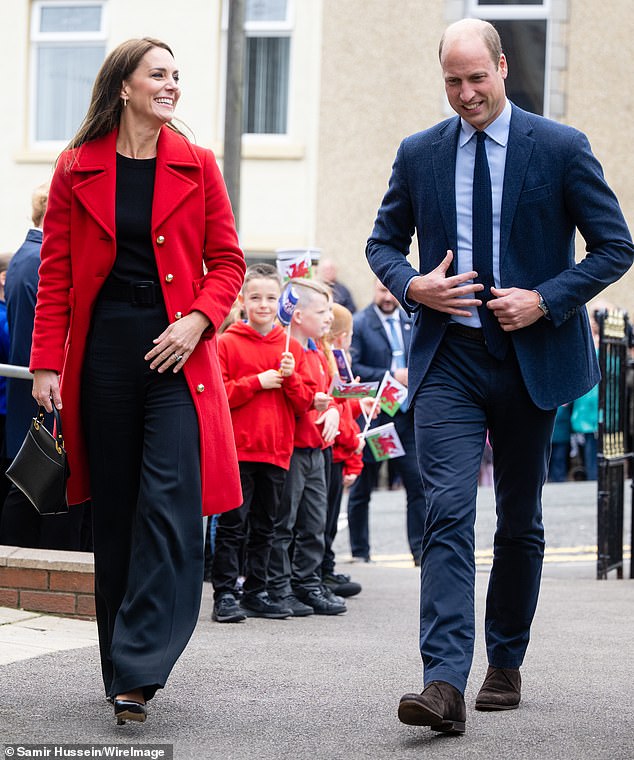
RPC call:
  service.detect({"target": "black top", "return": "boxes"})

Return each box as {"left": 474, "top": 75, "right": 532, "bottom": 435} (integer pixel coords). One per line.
{"left": 109, "top": 153, "right": 159, "bottom": 284}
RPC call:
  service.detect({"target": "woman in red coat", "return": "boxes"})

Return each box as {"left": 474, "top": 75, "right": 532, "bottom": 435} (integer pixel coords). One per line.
{"left": 31, "top": 38, "right": 245, "bottom": 725}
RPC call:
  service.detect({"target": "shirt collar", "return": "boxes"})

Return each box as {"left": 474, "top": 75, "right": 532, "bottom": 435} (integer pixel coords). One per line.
{"left": 373, "top": 304, "right": 399, "bottom": 326}
{"left": 306, "top": 337, "right": 318, "bottom": 351}
{"left": 459, "top": 99, "right": 512, "bottom": 148}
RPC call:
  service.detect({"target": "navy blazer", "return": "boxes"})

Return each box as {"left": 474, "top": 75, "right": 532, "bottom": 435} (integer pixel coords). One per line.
{"left": 5, "top": 229, "right": 42, "bottom": 457}
{"left": 350, "top": 304, "right": 413, "bottom": 383}
{"left": 366, "top": 104, "right": 634, "bottom": 410}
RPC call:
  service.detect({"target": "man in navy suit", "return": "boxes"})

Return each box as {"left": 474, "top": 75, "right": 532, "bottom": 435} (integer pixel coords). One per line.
{"left": 367, "top": 19, "right": 633, "bottom": 734}
{"left": 348, "top": 279, "right": 424, "bottom": 565}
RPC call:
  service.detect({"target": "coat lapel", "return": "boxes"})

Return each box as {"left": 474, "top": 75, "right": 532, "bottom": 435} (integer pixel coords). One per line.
{"left": 431, "top": 118, "right": 460, "bottom": 254}
{"left": 500, "top": 105, "right": 536, "bottom": 266}
{"left": 152, "top": 127, "right": 200, "bottom": 231}
{"left": 72, "top": 131, "right": 117, "bottom": 239}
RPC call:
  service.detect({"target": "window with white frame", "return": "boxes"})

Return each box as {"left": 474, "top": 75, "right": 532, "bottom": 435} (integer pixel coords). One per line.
{"left": 30, "top": 1, "right": 107, "bottom": 148}
{"left": 469, "top": 0, "right": 550, "bottom": 116}
{"left": 243, "top": 0, "right": 292, "bottom": 134}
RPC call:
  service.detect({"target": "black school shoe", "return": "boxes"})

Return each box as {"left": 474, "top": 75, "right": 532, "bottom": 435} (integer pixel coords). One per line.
{"left": 295, "top": 587, "right": 347, "bottom": 615}
{"left": 323, "top": 571, "right": 362, "bottom": 597}
{"left": 212, "top": 593, "right": 247, "bottom": 623}
{"left": 240, "top": 591, "right": 292, "bottom": 619}
{"left": 269, "top": 592, "right": 314, "bottom": 617}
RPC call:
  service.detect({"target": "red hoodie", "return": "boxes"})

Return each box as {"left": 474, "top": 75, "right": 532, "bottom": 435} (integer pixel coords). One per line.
{"left": 218, "top": 322, "right": 315, "bottom": 470}
{"left": 333, "top": 398, "right": 364, "bottom": 477}
{"left": 293, "top": 339, "right": 337, "bottom": 450}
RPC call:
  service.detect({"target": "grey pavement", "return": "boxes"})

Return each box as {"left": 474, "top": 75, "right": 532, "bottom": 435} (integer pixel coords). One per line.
{"left": 1, "top": 481, "right": 633, "bottom": 759}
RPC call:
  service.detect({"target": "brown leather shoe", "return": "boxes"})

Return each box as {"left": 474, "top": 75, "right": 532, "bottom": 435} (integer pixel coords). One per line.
{"left": 398, "top": 681, "right": 466, "bottom": 734}
{"left": 475, "top": 666, "right": 521, "bottom": 711}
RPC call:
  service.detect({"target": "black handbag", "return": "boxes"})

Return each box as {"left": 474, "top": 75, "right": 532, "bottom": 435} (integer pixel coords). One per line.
{"left": 6, "top": 406, "right": 70, "bottom": 515}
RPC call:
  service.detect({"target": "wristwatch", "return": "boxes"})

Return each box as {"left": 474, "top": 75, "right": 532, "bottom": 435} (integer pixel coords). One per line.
{"left": 533, "top": 290, "right": 550, "bottom": 319}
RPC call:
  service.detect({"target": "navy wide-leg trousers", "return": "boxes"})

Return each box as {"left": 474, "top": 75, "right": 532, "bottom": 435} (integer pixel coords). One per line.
{"left": 82, "top": 299, "right": 203, "bottom": 701}
{"left": 413, "top": 331, "right": 555, "bottom": 693}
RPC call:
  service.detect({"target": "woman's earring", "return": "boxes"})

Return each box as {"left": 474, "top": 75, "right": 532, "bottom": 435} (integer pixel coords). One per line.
{"left": 122, "top": 97, "right": 128, "bottom": 108}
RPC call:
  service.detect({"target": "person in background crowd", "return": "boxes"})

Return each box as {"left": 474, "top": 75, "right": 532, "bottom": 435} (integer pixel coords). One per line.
{"left": 348, "top": 279, "right": 425, "bottom": 565}
{"left": 0, "top": 252, "right": 12, "bottom": 513}
{"left": 570, "top": 301, "right": 611, "bottom": 481}
{"left": 317, "top": 257, "right": 357, "bottom": 313}
{"left": 366, "top": 18, "right": 633, "bottom": 735}
{"left": 548, "top": 405, "right": 572, "bottom": 482}
{"left": 268, "top": 278, "right": 345, "bottom": 616}
{"left": 30, "top": 38, "right": 245, "bottom": 725}
{"left": 212, "top": 263, "right": 313, "bottom": 622}
{"left": 1, "top": 183, "right": 87, "bottom": 548}
{"left": 320, "top": 303, "right": 369, "bottom": 598}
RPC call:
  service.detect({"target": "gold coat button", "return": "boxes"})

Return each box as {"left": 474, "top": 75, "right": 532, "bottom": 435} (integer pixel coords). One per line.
{"left": 196, "top": 384, "right": 205, "bottom": 393}
{"left": 156, "top": 235, "right": 165, "bottom": 245}
{"left": 165, "top": 273, "right": 174, "bottom": 283}
{"left": 174, "top": 311, "right": 183, "bottom": 319}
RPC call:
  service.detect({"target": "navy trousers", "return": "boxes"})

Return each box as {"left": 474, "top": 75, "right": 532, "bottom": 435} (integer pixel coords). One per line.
{"left": 414, "top": 331, "right": 555, "bottom": 693}
{"left": 82, "top": 299, "right": 203, "bottom": 701}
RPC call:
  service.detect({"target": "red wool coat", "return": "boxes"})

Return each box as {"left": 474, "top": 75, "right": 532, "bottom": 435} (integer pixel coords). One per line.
{"left": 30, "top": 127, "right": 246, "bottom": 516}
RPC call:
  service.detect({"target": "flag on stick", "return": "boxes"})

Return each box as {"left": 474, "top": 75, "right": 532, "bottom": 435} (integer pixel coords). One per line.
{"left": 332, "top": 348, "right": 354, "bottom": 382}
{"left": 276, "top": 249, "right": 315, "bottom": 282}
{"left": 329, "top": 376, "right": 379, "bottom": 399}
{"left": 277, "top": 284, "right": 299, "bottom": 353}
{"left": 378, "top": 373, "right": 408, "bottom": 417}
{"left": 359, "top": 371, "right": 389, "bottom": 439}
{"left": 365, "top": 422, "right": 405, "bottom": 461}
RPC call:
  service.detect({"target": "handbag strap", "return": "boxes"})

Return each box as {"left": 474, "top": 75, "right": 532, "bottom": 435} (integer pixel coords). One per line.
{"left": 34, "top": 406, "right": 65, "bottom": 453}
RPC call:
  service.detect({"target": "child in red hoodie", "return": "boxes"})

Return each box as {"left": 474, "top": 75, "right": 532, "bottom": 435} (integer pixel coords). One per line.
{"left": 321, "top": 304, "right": 368, "bottom": 598}
{"left": 268, "top": 279, "right": 344, "bottom": 616}
{"left": 212, "top": 264, "right": 314, "bottom": 623}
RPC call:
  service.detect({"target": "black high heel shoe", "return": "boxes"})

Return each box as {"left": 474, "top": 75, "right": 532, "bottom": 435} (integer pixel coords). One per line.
{"left": 114, "top": 698, "right": 147, "bottom": 725}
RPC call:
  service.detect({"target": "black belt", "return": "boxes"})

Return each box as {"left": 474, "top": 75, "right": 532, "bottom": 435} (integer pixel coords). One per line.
{"left": 99, "top": 280, "right": 163, "bottom": 306}
{"left": 446, "top": 323, "right": 485, "bottom": 343}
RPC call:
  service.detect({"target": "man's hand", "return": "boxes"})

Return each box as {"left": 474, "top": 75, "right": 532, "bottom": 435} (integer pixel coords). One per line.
{"left": 406, "top": 250, "right": 483, "bottom": 316}
{"left": 393, "top": 368, "right": 408, "bottom": 386}
{"left": 488, "top": 287, "right": 543, "bottom": 331}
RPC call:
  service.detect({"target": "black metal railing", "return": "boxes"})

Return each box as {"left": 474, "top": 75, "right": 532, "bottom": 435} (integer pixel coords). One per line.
{"left": 596, "top": 309, "right": 633, "bottom": 579}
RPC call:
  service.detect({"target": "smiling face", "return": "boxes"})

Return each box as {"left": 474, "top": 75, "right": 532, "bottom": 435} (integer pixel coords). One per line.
{"left": 441, "top": 29, "right": 507, "bottom": 131}
{"left": 240, "top": 277, "right": 281, "bottom": 335}
{"left": 121, "top": 46, "right": 180, "bottom": 128}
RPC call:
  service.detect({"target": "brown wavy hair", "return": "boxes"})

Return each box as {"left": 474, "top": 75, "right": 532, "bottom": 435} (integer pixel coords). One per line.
{"left": 65, "top": 37, "right": 184, "bottom": 151}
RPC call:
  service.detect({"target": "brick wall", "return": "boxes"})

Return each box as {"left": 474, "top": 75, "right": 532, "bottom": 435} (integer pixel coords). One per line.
{"left": 0, "top": 545, "right": 95, "bottom": 619}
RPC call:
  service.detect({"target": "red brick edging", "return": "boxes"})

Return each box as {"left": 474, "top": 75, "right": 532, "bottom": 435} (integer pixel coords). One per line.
{"left": 0, "top": 545, "right": 95, "bottom": 618}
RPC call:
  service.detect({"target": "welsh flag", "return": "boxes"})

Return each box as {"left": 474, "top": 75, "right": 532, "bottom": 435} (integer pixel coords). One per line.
{"left": 378, "top": 372, "right": 408, "bottom": 417}
{"left": 365, "top": 422, "right": 405, "bottom": 462}
{"left": 276, "top": 252, "right": 313, "bottom": 282}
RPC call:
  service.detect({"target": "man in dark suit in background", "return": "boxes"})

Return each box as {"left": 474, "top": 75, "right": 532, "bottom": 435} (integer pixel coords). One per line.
{"left": 0, "top": 182, "right": 84, "bottom": 550}
{"left": 367, "top": 18, "right": 633, "bottom": 734}
{"left": 347, "top": 279, "right": 425, "bottom": 565}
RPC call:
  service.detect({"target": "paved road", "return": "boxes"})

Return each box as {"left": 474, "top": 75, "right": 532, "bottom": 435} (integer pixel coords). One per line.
{"left": 1, "top": 481, "right": 632, "bottom": 758}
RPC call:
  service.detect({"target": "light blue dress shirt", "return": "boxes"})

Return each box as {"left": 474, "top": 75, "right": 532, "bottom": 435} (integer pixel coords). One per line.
{"left": 453, "top": 99, "right": 511, "bottom": 328}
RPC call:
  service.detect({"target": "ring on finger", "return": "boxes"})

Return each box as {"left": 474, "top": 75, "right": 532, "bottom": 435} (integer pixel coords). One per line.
{"left": 173, "top": 353, "right": 184, "bottom": 362}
